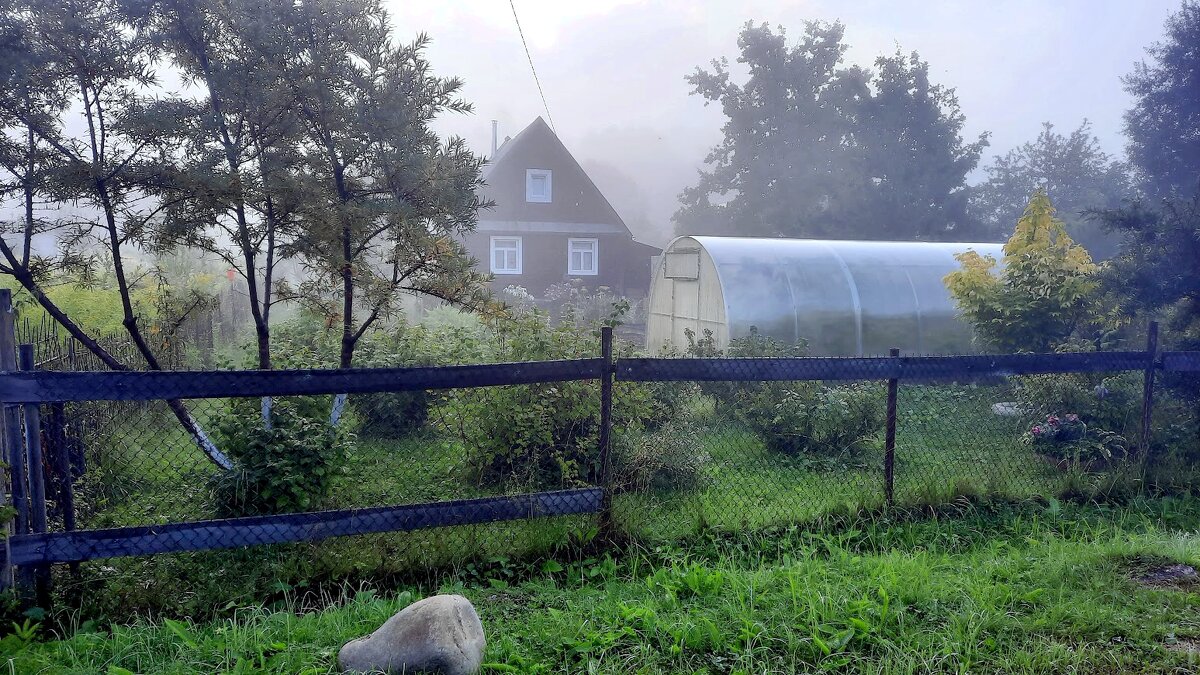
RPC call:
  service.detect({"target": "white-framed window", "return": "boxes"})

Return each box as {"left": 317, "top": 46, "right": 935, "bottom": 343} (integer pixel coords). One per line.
{"left": 490, "top": 236, "right": 522, "bottom": 274}
{"left": 567, "top": 238, "right": 598, "bottom": 275}
{"left": 526, "top": 168, "right": 552, "bottom": 203}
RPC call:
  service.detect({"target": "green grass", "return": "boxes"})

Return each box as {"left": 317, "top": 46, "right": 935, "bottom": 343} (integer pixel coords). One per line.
{"left": 12, "top": 496, "right": 1200, "bottom": 673}
{"left": 55, "top": 382, "right": 1157, "bottom": 620}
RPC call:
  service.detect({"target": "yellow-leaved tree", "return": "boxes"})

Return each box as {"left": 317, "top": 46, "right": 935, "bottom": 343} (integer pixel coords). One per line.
{"left": 945, "top": 189, "right": 1103, "bottom": 352}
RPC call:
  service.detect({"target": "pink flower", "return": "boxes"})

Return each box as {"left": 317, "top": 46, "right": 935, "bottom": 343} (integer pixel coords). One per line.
{"left": 1065, "top": 414, "right": 1079, "bottom": 423}
{"left": 1047, "top": 415, "right": 1060, "bottom": 426}
{"left": 1032, "top": 426, "right": 1042, "bottom": 434}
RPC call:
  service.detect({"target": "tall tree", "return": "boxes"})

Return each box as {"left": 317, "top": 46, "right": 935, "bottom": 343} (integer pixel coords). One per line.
{"left": 674, "top": 21, "right": 987, "bottom": 241}
{"left": 855, "top": 50, "right": 987, "bottom": 240}
{"left": 270, "top": 0, "right": 491, "bottom": 369}
{"left": 0, "top": 0, "right": 231, "bottom": 467}
{"left": 1123, "top": 0, "right": 1200, "bottom": 200}
{"left": 1096, "top": 194, "right": 1200, "bottom": 350}
{"left": 972, "top": 121, "right": 1131, "bottom": 258}
{"left": 142, "top": 0, "right": 305, "bottom": 371}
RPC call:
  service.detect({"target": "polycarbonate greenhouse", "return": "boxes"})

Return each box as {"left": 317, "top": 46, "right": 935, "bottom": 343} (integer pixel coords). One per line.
{"left": 645, "top": 236, "right": 1005, "bottom": 356}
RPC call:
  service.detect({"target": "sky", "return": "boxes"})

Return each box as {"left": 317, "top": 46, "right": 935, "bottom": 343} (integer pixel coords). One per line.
{"left": 385, "top": 0, "right": 1181, "bottom": 246}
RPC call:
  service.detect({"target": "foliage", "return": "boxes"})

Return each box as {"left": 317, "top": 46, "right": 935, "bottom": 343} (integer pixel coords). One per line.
{"left": 971, "top": 120, "right": 1130, "bottom": 259}
{"left": 735, "top": 381, "right": 885, "bottom": 460}
{"left": 1022, "top": 412, "right": 1127, "bottom": 466}
{"left": 1097, "top": 195, "right": 1200, "bottom": 352}
{"left": 684, "top": 326, "right": 806, "bottom": 413}
{"left": 16, "top": 498, "right": 1200, "bottom": 673}
{"left": 0, "top": 0, "right": 494, "bottom": 377}
{"left": 436, "top": 310, "right": 664, "bottom": 489}
{"left": 675, "top": 21, "right": 987, "bottom": 240}
{"left": 683, "top": 326, "right": 881, "bottom": 460}
{"left": 211, "top": 397, "right": 353, "bottom": 516}
{"left": 1094, "top": 194, "right": 1200, "bottom": 430}
{"left": 1017, "top": 372, "right": 1142, "bottom": 440}
{"left": 263, "top": 0, "right": 493, "bottom": 367}
{"left": 543, "top": 281, "right": 642, "bottom": 328}
{"left": 946, "top": 190, "right": 1105, "bottom": 352}
{"left": 1123, "top": 0, "right": 1200, "bottom": 200}
{"left": 612, "top": 408, "right": 709, "bottom": 494}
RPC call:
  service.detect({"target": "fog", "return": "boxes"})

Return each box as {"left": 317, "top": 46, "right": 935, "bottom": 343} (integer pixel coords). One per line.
{"left": 388, "top": 0, "right": 1180, "bottom": 246}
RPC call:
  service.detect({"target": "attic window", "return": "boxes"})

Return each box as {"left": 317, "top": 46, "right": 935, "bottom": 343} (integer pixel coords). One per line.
{"left": 526, "top": 169, "right": 552, "bottom": 203}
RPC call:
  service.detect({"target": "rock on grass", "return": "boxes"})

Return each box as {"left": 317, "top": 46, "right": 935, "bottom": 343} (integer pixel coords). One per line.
{"left": 338, "top": 594, "right": 485, "bottom": 674}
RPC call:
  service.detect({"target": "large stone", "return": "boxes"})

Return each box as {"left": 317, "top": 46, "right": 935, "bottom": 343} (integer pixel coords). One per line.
{"left": 339, "top": 594, "right": 485, "bottom": 675}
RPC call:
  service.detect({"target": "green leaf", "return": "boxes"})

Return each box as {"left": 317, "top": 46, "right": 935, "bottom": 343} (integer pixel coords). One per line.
{"left": 162, "top": 618, "right": 199, "bottom": 649}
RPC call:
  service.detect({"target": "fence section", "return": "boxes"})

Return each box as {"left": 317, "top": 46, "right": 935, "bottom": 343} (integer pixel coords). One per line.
{"left": 1, "top": 305, "right": 1198, "bottom": 604}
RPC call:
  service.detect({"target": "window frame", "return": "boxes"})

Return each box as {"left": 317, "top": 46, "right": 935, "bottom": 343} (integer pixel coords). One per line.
{"left": 525, "top": 168, "right": 552, "bottom": 203}
{"left": 567, "top": 237, "right": 599, "bottom": 276}
{"left": 490, "top": 236, "right": 523, "bottom": 275}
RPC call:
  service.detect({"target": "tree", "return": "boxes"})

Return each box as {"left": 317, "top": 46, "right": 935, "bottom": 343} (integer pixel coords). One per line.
{"left": 674, "top": 21, "right": 987, "bottom": 241}
{"left": 854, "top": 50, "right": 988, "bottom": 240}
{"left": 1095, "top": 194, "right": 1200, "bottom": 351}
{"left": 1124, "top": 0, "right": 1200, "bottom": 200}
{"left": 268, "top": 0, "right": 491, "bottom": 370}
{"left": 143, "top": 0, "right": 307, "bottom": 371}
{"left": 945, "top": 190, "right": 1101, "bottom": 353}
{"left": 972, "top": 121, "right": 1131, "bottom": 259}
{"left": 0, "top": 0, "right": 232, "bottom": 467}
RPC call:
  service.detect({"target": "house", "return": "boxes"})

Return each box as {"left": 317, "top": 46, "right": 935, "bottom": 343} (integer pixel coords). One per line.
{"left": 465, "top": 117, "right": 661, "bottom": 298}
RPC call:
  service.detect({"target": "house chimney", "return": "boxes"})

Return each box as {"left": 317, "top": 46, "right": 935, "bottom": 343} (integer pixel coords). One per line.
{"left": 491, "top": 120, "right": 498, "bottom": 156}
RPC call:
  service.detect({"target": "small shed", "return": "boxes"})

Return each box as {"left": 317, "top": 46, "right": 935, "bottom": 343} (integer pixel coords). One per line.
{"left": 646, "top": 236, "right": 1005, "bottom": 356}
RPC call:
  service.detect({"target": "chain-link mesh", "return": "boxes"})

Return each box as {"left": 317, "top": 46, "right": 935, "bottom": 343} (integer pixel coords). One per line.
{"left": 7, "top": 336, "right": 1199, "bottom": 610}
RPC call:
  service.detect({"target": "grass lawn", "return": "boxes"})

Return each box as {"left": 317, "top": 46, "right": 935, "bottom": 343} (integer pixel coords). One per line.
{"left": 12, "top": 495, "right": 1200, "bottom": 673}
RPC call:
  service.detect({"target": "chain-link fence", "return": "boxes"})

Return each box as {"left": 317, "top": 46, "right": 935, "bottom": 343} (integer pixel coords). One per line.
{"left": 3, "top": 310, "right": 1198, "bottom": 609}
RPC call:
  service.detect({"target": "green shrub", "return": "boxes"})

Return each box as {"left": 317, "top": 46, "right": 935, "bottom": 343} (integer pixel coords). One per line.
{"left": 684, "top": 326, "right": 806, "bottom": 414}
{"left": 436, "top": 311, "right": 662, "bottom": 489}
{"left": 613, "top": 408, "right": 709, "bottom": 494}
{"left": 1022, "top": 412, "right": 1128, "bottom": 466}
{"left": 267, "top": 315, "right": 446, "bottom": 437}
{"left": 736, "top": 381, "right": 885, "bottom": 459}
{"left": 210, "top": 397, "right": 353, "bottom": 516}
{"left": 1016, "top": 371, "right": 1141, "bottom": 439}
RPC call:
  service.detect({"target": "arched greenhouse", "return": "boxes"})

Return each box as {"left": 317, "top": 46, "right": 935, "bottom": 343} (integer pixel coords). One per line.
{"left": 645, "top": 236, "right": 1005, "bottom": 356}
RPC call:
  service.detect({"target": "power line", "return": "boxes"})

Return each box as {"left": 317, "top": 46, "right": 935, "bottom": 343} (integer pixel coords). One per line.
{"left": 508, "top": 0, "right": 556, "bottom": 134}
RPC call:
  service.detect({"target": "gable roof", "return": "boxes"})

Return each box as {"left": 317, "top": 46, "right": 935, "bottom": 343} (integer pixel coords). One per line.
{"left": 479, "top": 117, "right": 631, "bottom": 235}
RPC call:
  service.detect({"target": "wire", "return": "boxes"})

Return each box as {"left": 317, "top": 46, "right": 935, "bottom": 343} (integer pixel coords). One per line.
{"left": 508, "top": 0, "right": 556, "bottom": 134}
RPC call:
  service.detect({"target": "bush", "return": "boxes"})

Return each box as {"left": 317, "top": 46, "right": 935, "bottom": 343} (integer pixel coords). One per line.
{"left": 684, "top": 326, "right": 806, "bottom": 414}
{"left": 1022, "top": 412, "right": 1128, "bottom": 467}
{"left": 1016, "top": 371, "right": 1142, "bottom": 439}
{"left": 436, "top": 310, "right": 663, "bottom": 489}
{"left": 267, "top": 315, "right": 441, "bottom": 437}
{"left": 945, "top": 189, "right": 1107, "bottom": 352}
{"left": 736, "top": 380, "right": 886, "bottom": 459}
{"left": 682, "top": 326, "right": 880, "bottom": 460}
{"left": 210, "top": 397, "right": 353, "bottom": 516}
{"left": 613, "top": 408, "right": 709, "bottom": 494}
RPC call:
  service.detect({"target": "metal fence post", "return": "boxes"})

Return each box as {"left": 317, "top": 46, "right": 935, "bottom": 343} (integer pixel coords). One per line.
{"left": 884, "top": 348, "right": 899, "bottom": 507}
{"left": 597, "top": 326, "right": 615, "bottom": 532}
{"left": 0, "top": 291, "right": 14, "bottom": 591}
{"left": 1140, "top": 321, "right": 1159, "bottom": 460}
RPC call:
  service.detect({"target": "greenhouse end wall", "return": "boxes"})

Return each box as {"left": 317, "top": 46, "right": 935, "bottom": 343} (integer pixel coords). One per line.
{"left": 645, "top": 236, "right": 1005, "bottom": 356}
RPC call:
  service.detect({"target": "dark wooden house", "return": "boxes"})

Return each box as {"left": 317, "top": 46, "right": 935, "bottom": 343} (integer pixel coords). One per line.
{"left": 465, "top": 117, "right": 660, "bottom": 297}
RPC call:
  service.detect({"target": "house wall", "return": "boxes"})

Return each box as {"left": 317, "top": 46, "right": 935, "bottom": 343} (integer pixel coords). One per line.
{"left": 464, "top": 231, "right": 649, "bottom": 297}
